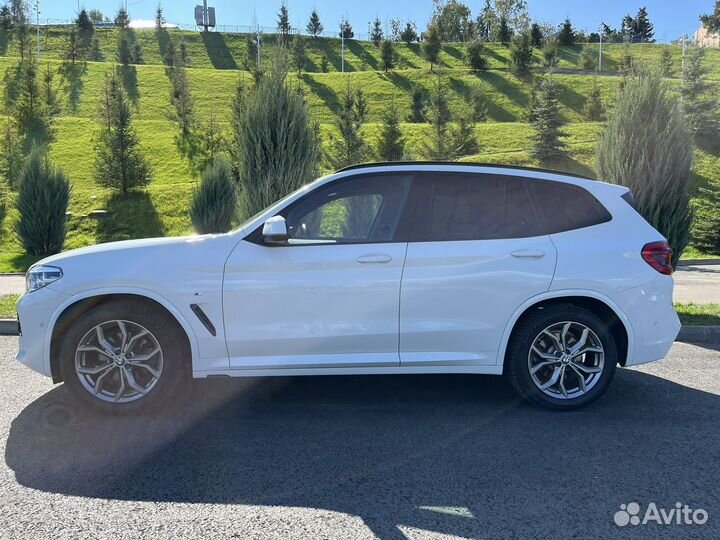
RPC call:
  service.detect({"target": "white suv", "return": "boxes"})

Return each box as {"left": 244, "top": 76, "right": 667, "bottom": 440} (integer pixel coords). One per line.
{"left": 16, "top": 163, "right": 680, "bottom": 412}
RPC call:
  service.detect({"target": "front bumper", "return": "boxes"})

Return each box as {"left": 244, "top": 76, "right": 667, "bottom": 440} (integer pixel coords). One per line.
{"left": 15, "top": 286, "right": 69, "bottom": 377}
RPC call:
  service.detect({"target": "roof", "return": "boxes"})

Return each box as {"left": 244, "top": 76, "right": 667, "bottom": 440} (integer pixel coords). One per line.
{"left": 336, "top": 162, "right": 597, "bottom": 181}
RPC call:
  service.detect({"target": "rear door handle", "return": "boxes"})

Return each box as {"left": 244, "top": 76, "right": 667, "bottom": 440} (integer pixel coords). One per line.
{"left": 511, "top": 250, "right": 545, "bottom": 259}
{"left": 356, "top": 254, "right": 392, "bottom": 264}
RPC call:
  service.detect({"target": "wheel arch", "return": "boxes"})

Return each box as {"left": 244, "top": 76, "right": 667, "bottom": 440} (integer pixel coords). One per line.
{"left": 47, "top": 289, "right": 198, "bottom": 383}
{"left": 498, "top": 291, "right": 632, "bottom": 369}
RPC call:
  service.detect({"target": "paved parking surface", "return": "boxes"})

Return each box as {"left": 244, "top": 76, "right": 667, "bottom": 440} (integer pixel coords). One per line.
{"left": 0, "top": 275, "right": 23, "bottom": 297}
{"left": 674, "top": 264, "right": 720, "bottom": 304}
{"left": 1, "top": 337, "right": 719, "bottom": 539}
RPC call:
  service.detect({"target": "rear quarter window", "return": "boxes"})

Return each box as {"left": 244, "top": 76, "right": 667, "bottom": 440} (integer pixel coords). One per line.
{"left": 530, "top": 180, "right": 612, "bottom": 234}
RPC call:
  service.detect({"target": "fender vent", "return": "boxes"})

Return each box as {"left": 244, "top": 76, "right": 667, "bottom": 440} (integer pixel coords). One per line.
{"left": 190, "top": 304, "right": 217, "bottom": 336}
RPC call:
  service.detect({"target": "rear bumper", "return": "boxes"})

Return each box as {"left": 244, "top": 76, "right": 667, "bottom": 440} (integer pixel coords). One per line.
{"left": 615, "top": 275, "right": 680, "bottom": 367}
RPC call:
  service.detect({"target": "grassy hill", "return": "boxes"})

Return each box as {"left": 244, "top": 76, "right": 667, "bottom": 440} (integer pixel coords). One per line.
{"left": 0, "top": 26, "right": 719, "bottom": 272}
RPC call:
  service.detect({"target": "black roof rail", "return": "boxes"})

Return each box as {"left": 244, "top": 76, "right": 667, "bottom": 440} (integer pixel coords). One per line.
{"left": 335, "top": 161, "right": 597, "bottom": 181}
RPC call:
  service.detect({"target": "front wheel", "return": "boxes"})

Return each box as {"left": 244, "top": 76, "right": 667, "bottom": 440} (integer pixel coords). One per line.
{"left": 59, "top": 300, "right": 189, "bottom": 414}
{"left": 506, "top": 304, "right": 617, "bottom": 410}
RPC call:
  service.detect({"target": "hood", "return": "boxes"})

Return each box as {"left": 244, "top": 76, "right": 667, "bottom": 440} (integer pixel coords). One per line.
{"left": 36, "top": 235, "right": 211, "bottom": 268}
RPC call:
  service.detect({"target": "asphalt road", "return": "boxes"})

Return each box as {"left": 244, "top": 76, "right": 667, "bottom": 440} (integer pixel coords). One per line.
{"left": 2, "top": 264, "right": 719, "bottom": 304}
{"left": 1, "top": 337, "right": 719, "bottom": 540}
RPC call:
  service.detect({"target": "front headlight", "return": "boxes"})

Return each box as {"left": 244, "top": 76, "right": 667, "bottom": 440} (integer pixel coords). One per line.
{"left": 26, "top": 265, "right": 63, "bottom": 293}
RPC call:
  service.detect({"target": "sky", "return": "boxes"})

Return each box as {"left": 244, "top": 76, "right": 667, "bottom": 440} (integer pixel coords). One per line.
{"left": 40, "top": 1, "right": 713, "bottom": 43}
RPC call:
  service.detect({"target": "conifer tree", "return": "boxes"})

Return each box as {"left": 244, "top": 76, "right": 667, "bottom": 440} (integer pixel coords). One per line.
{"left": 423, "top": 24, "right": 442, "bottom": 70}
{"left": 681, "top": 48, "right": 718, "bottom": 138}
{"left": 370, "top": 17, "right": 384, "bottom": 46}
{"left": 380, "top": 39, "right": 394, "bottom": 72}
{"left": 376, "top": 101, "right": 405, "bottom": 161}
{"left": 530, "top": 77, "right": 567, "bottom": 161}
{"left": 306, "top": 9, "right": 323, "bottom": 37}
{"left": 94, "top": 72, "right": 152, "bottom": 195}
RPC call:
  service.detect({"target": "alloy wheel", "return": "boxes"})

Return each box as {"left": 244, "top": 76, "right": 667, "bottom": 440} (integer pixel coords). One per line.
{"left": 527, "top": 321, "right": 605, "bottom": 400}
{"left": 74, "top": 320, "right": 164, "bottom": 403}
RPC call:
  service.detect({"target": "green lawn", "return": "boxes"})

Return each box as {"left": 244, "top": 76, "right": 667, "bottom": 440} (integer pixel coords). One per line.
{"left": 0, "top": 294, "right": 18, "bottom": 318}
{"left": 675, "top": 303, "right": 720, "bottom": 326}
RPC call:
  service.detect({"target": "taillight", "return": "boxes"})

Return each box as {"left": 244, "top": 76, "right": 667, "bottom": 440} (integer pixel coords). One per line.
{"left": 641, "top": 241, "right": 673, "bottom": 275}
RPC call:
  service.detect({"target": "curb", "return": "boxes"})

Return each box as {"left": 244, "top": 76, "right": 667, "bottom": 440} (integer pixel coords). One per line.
{"left": 1, "top": 319, "right": 719, "bottom": 344}
{"left": 0, "top": 320, "right": 18, "bottom": 336}
{"left": 677, "top": 259, "right": 720, "bottom": 267}
{"left": 676, "top": 326, "right": 720, "bottom": 344}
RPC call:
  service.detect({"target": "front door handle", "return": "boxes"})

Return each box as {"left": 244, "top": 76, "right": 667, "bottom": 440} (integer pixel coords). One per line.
{"left": 511, "top": 250, "right": 545, "bottom": 259}
{"left": 356, "top": 254, "right": 392, "bottom": 264}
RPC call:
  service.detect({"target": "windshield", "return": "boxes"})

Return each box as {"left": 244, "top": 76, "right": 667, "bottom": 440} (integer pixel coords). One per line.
{"left": 234, "top": 176, "right": 330, "bottom": 233}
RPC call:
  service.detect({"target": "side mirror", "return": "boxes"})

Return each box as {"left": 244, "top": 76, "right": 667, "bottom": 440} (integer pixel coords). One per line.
{"left": 262, "top": 215, "right": 289, "bottom": 245}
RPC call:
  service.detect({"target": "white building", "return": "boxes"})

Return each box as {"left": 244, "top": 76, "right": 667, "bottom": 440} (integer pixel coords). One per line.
{"left": 695, "top": 26, "right": 720, "bottom": 47}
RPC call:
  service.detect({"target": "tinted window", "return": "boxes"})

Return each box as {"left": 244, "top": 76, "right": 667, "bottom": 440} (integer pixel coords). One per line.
{"left": 531, "top": 180, "right": 612, "bottom": 234}
{"left": 282, "top": 175, "right": 412, "bottom": 244}
{"left": 410, "top": 173, "right": 543, "bottom": 242}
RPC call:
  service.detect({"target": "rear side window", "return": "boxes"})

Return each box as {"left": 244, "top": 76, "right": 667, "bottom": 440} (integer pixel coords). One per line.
{"left": 410, "top": 173, "right": 544, "bottom": 241}
{"left": 530, "top": 180, "right": 612, "bottom": 234}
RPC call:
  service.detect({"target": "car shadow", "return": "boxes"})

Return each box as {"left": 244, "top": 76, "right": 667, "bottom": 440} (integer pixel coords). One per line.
{"left": 6, "top": 369, "right": 720, "bottom": 539}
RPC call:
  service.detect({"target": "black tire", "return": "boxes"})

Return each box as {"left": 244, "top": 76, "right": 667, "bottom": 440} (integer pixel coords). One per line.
{"left": 59, "top": 299, "right": 190, "bottom": 414}
{"left": 506, "top": 304, "right": 617, "bottom": 410}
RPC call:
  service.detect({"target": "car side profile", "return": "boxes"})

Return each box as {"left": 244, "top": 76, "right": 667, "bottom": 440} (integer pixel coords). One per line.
{"left": 15, "top": 163, "right": 680, "bottom": 412}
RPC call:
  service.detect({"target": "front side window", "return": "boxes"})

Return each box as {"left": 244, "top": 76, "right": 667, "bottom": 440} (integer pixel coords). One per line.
{"left": 411, "top": 173, "right": 543, "bottom": 242}
{"left": 282, "top": 175, "right": 413, "bottom": 245}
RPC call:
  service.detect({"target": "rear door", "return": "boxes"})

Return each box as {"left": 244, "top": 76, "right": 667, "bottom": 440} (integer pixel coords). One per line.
{"left": 399, "top": 172, "right": 557, "bottom": 367}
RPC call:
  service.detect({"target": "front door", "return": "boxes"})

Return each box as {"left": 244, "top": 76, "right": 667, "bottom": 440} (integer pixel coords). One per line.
{"left": 223, "top": 174, "right": 414, "bottom": 370}
{"left": 400, "top": 172, "right": 557, "bottom": 367}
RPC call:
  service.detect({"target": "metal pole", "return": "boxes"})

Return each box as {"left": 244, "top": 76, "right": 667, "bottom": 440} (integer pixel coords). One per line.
{"left": 598, "top": 22, "right": 603, "bottom": 72}
{"left": 341, "top": 18, "right": 345, "bottom": 73}
{"left": 257, "top": 31, "right": 261, "bottom": 67}
{"left": 35, "top": 0, "right": 40, "bottom": 59}
{"left": 681, "top": 34, "right": 687, "bottom": 74}
{"left": 203, "top": 0, "right": 208, "bottom": 31}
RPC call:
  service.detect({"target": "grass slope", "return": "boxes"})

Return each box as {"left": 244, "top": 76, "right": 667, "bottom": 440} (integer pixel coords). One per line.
{"left": 4, "top": 26, "right": 720, "bottom": 78}
{"left": 0, "top": 28, "right": 719, "bottom": 272}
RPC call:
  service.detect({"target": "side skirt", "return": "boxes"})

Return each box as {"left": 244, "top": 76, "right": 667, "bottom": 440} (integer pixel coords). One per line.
{"left": 193, "top": 365, "right": 505, "bottom": 378}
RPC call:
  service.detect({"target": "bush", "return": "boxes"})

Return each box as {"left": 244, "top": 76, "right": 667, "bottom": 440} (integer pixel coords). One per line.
{"left": 691, "top": 184, "right": 720, "bottom": 256}
{"left": 583, "top": 78, "right": 605, "bottom": 121}
{"left": 509, "top": 32, "right": 534, "bottom": 76}
{"left": 541, "top": 39, "right": 559, "bottom": 68}
{"left": 15, "top": 149, "right": 71, "bottom": 256}
{"left": 596, "top": 69, "right": 693, "bottom": 265}
{"left": 466, "top": 40, "right": 488, "bottom": 72}
{"left": 234, "top": 56, "right": 318, "bottom": 218}
{"left": 580, "top": 47, "right": 596, "bottom": 70}
{"left": 190, "top": 157, "right": 237, "bottom": 234}
{"left": 470, "top": 84, "right": 488, "bottom": 122}
{"left": 408, "top": 86, "right": 427, "bottom": 123}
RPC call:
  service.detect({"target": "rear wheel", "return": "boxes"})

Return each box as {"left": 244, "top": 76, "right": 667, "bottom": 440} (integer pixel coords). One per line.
{"left": 506, "top": 304, "right": 617, "bottom": 410}
{"left": 59, "top": 300, "right": 189, "bottom": 414}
